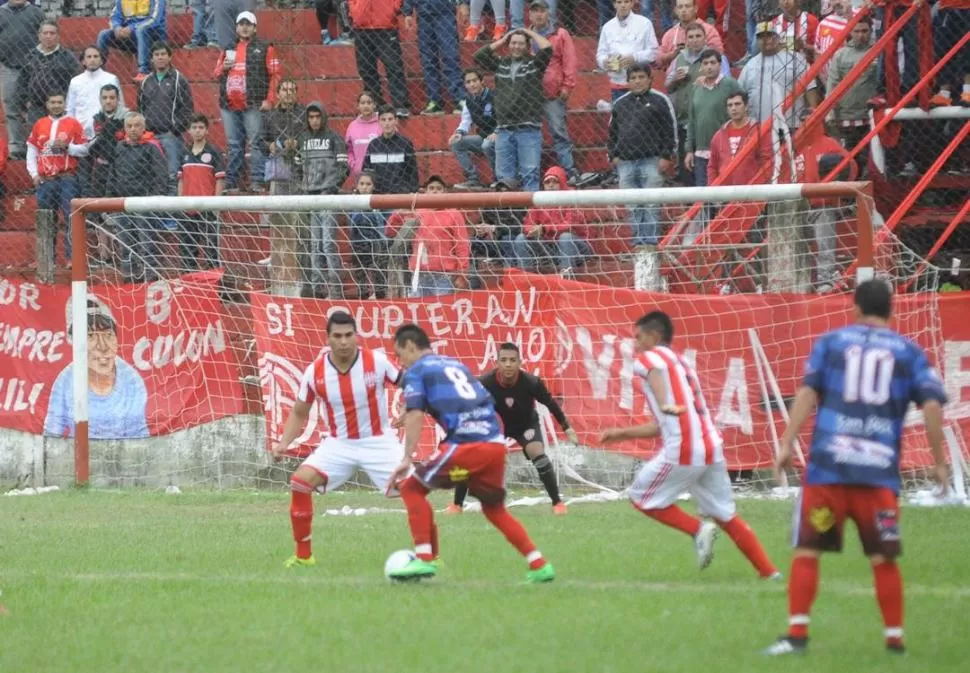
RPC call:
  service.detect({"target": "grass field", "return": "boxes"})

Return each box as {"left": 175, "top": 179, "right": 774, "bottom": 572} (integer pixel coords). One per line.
{"left": 0, "top": 490, "right": 967, "bottom": 673}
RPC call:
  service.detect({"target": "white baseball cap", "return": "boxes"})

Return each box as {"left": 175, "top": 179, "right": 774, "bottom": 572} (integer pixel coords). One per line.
{"left": 236, "top": 11, "right": 257, "bottom": 25}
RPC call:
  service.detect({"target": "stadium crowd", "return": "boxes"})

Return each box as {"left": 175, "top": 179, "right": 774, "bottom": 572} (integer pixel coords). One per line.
{"left": 0, "top": 0, "right": 967, "bottom": 296}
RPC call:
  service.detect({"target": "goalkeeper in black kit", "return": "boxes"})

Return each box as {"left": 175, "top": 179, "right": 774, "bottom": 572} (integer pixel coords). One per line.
{"left": 448, "top": 342, "right": 578, "bottom": 515}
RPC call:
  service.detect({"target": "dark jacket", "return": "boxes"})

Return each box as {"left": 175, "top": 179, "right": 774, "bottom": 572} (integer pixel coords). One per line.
{"left": 87, "top": 108, "right": 127, "bottom": 197}
{"left": 608, "top": 88, "right": 679, "bottom": 162}
{"left": 0, "top": 2, "right": 44, "bottom": 69}
{"left": 349, "top": 210, "right": 388, "bottom": 243}
{"left": 362, "top": 132, "right": 419, "bottom": 195}
{"left": 21, "top": 46, "right": 81, "bottom": 112}
{"left": 473, "top": 46, "right": 552, "bottom": 128}
{"left": 457, "top": 87, "right": 497, "bottom": 138}
{"left": 138, "top": 68, "right": 194, "bottom": 135}
{"left": 217, "top": 37, "right": 276, "bottom": 111}
{"left": 262, "top": 103, "right": 306, "bottom": 152}
{"left": 107, "top": 131, "right": 169, "bottom": 197}
{"left": 293, "top": 102, "right": 349, "bottom": 194}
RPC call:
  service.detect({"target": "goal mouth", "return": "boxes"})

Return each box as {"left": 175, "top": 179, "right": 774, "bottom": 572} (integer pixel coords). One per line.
{"left": 22, "top": 182, "right": 963, "bottom": 500}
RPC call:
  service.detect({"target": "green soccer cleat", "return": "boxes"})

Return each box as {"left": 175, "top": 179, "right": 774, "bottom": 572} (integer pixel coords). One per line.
{"left": 525, "top": 563, "right": 556, "bottom": 584}
{"left": 388, "top": 558, "right": 438, "bottom": 581}
{"left": 283, "top": 555, "right": 317, "bottom": 569}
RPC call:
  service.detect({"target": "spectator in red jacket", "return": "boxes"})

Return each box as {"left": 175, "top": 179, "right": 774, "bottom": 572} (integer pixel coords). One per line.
{"left": 349, "top": 0, "right": 412, "bottom": 118}
{"left": 707, "top": 91, "right": 774, "bottom": 186}
{"left": 515, "top": 165, "right": 591, "bottom": 274}
{"left": 386, "top": 175, "right": 470, "bottom": 297}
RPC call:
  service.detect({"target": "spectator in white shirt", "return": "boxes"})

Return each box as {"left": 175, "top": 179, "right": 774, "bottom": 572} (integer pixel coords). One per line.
{"left": 596, "top": 0, "right": 659, "bottom": 102}
{"left": 66, "top": 46, "right": 124, "bottom": 137}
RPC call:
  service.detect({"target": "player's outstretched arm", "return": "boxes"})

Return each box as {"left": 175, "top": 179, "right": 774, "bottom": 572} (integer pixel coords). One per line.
{"left": 600, "top": 422, "right": 660, "bottom": 444}
{"left": 922, "top": 399, "right": 950, "bottom": 492}
{"left": 776, "top": 386, "right": 818, "bottom": 478}
{"left": 531, "top": 376, "right": 579, "bottom": 443}
{"left": 271, "top": 400, "right": 312, "bottom": 460}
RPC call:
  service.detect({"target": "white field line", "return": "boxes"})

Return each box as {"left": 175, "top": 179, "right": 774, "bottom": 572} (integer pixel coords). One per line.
{"left": 2, "top": 570, "right": 969, "bottom": 599}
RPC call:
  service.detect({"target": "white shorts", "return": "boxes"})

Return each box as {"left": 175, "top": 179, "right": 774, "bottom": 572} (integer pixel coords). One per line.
{"left": 628, "top": 456, "right": 737, "bottom": 522}
{"left": 301, "top": 434, "right": 403, "bottom": 494}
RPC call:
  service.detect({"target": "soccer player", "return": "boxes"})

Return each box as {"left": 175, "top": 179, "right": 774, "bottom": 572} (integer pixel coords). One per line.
{"left": 271, "top": 311, "right": 403, "bottom": 568}
{"left": 449, "top": 342, "right": 576, "bottom": 515}
{"left": 600, "top": 311, "right": 779, "bottom": 578}
{"left": 763, "top": 279, "right": 949, "bottom": 656}
{"left": 386, "top": 324, "right": 555, "bottom": 583}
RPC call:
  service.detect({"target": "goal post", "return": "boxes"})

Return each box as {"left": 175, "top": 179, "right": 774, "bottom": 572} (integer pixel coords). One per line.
{"left": 64, "top": 182, "right": 966, "bottom": 499}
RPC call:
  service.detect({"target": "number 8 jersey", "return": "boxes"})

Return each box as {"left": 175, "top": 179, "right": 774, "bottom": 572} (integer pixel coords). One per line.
{"left": 401, "top": 354, "right": 502, "bottom": 445}
{"left": 803, "top": 324, "right": 948, "bottom": 491}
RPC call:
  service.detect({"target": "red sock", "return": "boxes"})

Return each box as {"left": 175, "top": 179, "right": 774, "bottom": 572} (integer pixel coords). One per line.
{"left": 718, "top": 516, "right": 778, "bottom": 577}
{"left": 399, "top": 477, "right": 436, "bottom": 561}
{"left": 290, "top": 477, "right": 315, "bottom": 559}
{"left": 787, "top": 556, "right": 819, "bottom": 639}
{"left": 873, "top": 561, "right": 904, "bottom": 648}
{"left": 640, "top": 504, "right": 702, "bottom": 537}
{"left": 481, "top": 503, "right": 545, "bottom": 569}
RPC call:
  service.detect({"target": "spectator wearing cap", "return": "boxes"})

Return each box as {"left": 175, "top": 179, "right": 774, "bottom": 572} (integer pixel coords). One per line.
{"left": 97, "top": 0, "right": 168, "bottom": 81}
{"left": 474, "top": 27, "right": 553, "bottom": 192}
{"left": 363, "top": 104, "right": 420, "bottom": 194}
{"left": 516, "top": 165, "right": 591, "bottom": 273}
{"left": 385, "top": 175, "right": 470, "bottom": 297}
{"left": 403, "top": 0, "right": 465, "bottom": 115}
{"left": 738, "top": 21, "right": 819, "bottom": 132}
{"left": 659, "top": 0, "right": 723, "bottom": 68}
{"left": 607, "top": 64, "right": 677, "bottom": 249}
{"left": 213, "top": 0, "right": 255, "bottom": 50}
{"left": 44, "top": 297, "right": 149, "bottom": 440}
{"left": 826, "top": 17, "right": 877, "bottom": 175}
{"left": 22, "top": 20, "right": 82, "bottom": 133}
{"left": 450, "top": 68, "right": 497, "bottom": 190}
{"left": 139, "top": 41, "right": 195, "bottom": 194}
{"left": 0, "top": 0, "right": 45, "bottom": 159}
{"left": 529, "top": 0, "right": 579, "bottom": 184}
{"left": 213, "top": 11, "right": 282, "bottom": 192}
{"left": 349, "top": 0, "right": 412, "bottom": 118}
{"left": 596, "top": 0, "right": 659, "bottom": 103}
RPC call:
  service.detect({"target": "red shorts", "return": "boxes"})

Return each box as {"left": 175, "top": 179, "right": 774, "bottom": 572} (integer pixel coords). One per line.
{"left": 412, "top": 441, "right": 507, "bottom": 505}
{"left": 794, "top": 484, "right": 901, "bottom": 558}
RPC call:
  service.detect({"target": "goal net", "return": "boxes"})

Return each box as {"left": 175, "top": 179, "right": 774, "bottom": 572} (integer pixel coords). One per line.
{"left": 17, "top": 184, "right": 969, "bottom": 502}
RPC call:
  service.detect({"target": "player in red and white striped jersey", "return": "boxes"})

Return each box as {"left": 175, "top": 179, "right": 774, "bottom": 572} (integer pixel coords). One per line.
{"left": 601, "top": 311, "right": 779, "bottom": 578}
{"left": 271, "top": 311, "right": 404, "bottom": 568}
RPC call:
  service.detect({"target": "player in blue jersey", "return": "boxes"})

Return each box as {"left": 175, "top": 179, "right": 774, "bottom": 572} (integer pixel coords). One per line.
{"left": 764, "top": 279, "right": 949, "bottom": 657}
{"left": 386, "top": 324, "right": 555, "bottom": 583}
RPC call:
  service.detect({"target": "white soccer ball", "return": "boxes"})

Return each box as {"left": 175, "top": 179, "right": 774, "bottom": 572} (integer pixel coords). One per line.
{"left": 384, "top": 549, "right": 417, "bottom": 580}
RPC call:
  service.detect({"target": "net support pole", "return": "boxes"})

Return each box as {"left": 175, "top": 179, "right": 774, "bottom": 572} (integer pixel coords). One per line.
{"left": 854, "top": 183, "right": 875, "bottom": 283}
{"left": 943, "top": 426, "right": 968, "bottom": 501}
{"left": 70, "top": 204, "right": 90, "bottom": 486}
{"left": 765, "top": 199, "right": 810, "bottom": 293}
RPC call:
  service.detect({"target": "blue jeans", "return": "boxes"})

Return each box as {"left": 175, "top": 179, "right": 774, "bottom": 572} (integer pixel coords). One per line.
{"left": 97, "top": 25, "right": 167, "bottom": 74}
{"left": 641, "top": 0, "right": 675, "bottom": 33}
{"left": 544, "top": 98, "right": 575, "bottom": 176}
{"left": 191, "top": 0, "right": 217, "bottom": 44}
{"left": 155, "top": 131, "right": 185, "bottom": 194}
{"left": 221, "top": 107, "right": 265, "bottom": 189}
{"left": 37, "top": 176, "right": 79, "bottom": 260}
{"left": 617, "top": 157, "right": 663, "bottom": 246}
{"left": 411, "top": 271, "right": 454, "bottom": 297}
{"left": 513, "top": 232, "right": 591, "bottom": 270}
{"left": 309, "top": 210, "right": 344, "bottom": 297}
{"left": 416, "top": 11, "right": 464, "bottom": 106}
{"left": 495, "top": 126, "right": 542, "bottom": 192}
{"left": 509, "top": 0, "right": 557, "bottom": 29}
{"left": 451, "top": 133, "right": 495, "bottom": 183}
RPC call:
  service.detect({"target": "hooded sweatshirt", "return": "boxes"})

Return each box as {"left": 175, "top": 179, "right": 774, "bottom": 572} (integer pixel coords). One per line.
{"left": 345, "top": 113, "right": 381, "bottom": 176}
{"left": 523, "top": 166, "right": 587, "bottom": 240}
{"left": 293, "top": 102, "right": 349, "bottom": 194}
{"left": 386, "top": 207, "right": 470, "bottom": 275}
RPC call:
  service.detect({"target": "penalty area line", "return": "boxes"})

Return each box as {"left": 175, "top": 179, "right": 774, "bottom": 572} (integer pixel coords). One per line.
{"left": 3, "top": 570, "right": 970, "bottom": 599}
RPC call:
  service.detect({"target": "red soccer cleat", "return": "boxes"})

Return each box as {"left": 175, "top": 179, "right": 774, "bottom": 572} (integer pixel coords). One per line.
{"left": 445, "top": 504, "right": 463, "bottom": 515}
{"left": 552, "top": 503, "right": 568, "bottom": 516}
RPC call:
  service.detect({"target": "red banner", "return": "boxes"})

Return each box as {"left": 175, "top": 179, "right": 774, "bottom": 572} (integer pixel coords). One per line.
{"left": 252, "top": 272, "right": 970, "bottom": 470}
{"left": 0, "top": 271, "right": 243, "bottom": 439}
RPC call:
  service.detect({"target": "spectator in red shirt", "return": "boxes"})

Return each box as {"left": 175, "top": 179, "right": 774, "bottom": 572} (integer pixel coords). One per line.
{"left": 26, "top": 91, "right": 89, "bottom": 264}
{"left": 707, "top": 90, "right": 774, "bottom": 186}
{"left": 530, "top": 0, "right": 579, "bottom": 183}
{"left": 386, "top": 175, "right": 470, "bottom": 297}
{"left": 349, "top": 0, "right": 412, "bottom": 118}
{"left": 516, "top": 165, "right": 591, "bottom": 274}
{"left": 177, "top": 113, "right": 225, "bottom": 270}
{"left": 213, "top": 11, "right": 281, "bottom": 193}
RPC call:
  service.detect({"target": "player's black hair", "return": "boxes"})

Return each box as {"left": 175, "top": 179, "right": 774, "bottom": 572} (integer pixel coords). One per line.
{"left": 498, "top": 342, "right": 520, "bottom": 355}
{"left": 635, "top": 311, "right": 674, "bottom": 344}
{"left": 394, "top": 324, "right": 431, "bottom": 350}
{"left": 326, "top": 311, "right": 356, "bottom": 333}
{"left": 854, "top": 279, "right": 893, "bottom": 320}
